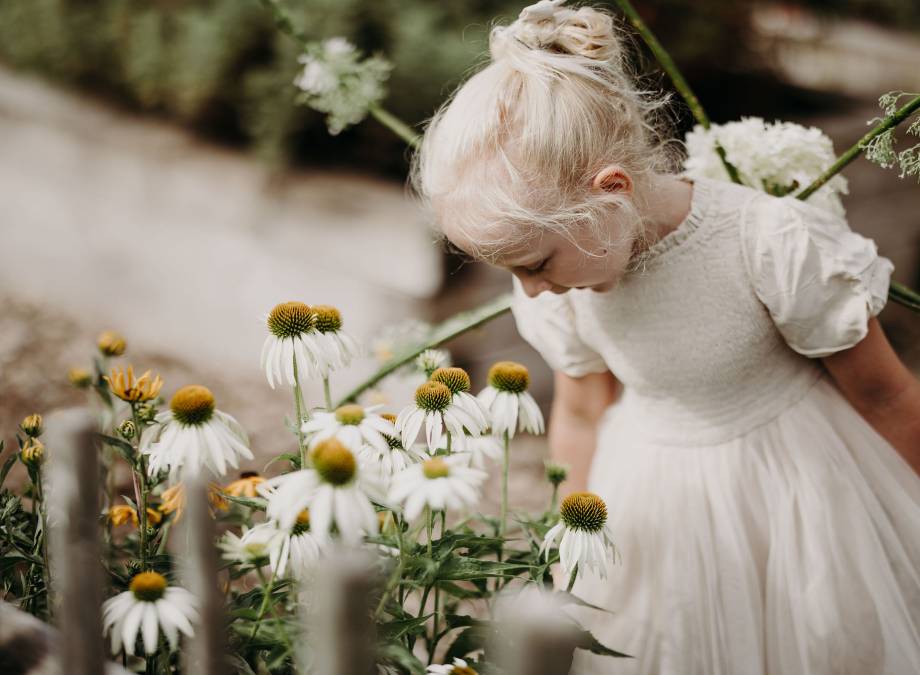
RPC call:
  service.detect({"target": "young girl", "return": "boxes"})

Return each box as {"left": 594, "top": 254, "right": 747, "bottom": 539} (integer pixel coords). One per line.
{"left": 410, "top": 1, "right": 920, "bottom": 673}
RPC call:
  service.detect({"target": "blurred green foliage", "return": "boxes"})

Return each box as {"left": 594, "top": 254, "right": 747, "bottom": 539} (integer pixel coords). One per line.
{"left": 0, "top": 1, "right": 915, "bottom": 174}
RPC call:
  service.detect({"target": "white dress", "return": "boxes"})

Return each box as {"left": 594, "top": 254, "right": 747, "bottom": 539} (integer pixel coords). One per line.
{"left": 509, "top": 176, "right": 920, "bottom": 675}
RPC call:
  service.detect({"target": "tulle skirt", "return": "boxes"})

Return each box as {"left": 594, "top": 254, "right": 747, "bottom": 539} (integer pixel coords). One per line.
{"left": 569, "top": 375, "right": 920, "bottom": 675}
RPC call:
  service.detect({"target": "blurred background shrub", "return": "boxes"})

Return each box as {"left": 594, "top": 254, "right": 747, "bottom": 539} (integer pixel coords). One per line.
{"left": 2, "top": 0, "right": 917, "bottom": 176}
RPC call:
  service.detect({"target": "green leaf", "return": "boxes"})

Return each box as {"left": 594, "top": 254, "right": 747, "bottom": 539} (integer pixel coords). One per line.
{"left": 97, "top": 433, "right": 135, "bottom": 463}
{"left": 573, "top": 628, "right": 632, "bottom": 658}
{"left": 223, "top": 494, "right": 267, "bottom": 510}
{"left": 377, "top": 640, "right": 427, "bottom": 675}
{"left": 437, "top": 556, "right": 529, "bottom": 581}
{"left": 0, "top": 451, "right": 17, "bottom": 489}
{"left": 378, "top": 613, "right": 432, "bottom": 640}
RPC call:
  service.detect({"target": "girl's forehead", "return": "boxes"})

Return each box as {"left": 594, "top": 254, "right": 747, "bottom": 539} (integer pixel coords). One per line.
{"left": 444, "top": 220, "right": 549, "bottom": 265}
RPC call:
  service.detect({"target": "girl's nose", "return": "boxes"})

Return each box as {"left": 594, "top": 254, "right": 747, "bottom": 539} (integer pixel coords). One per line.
{"left": 514, "top": 271, "right": 551, "bottom": 298}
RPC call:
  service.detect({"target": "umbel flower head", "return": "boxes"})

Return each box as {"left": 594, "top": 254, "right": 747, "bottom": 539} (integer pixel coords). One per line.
{"left": 540, "top": 491, "right": 619, "bottom": 580}
{"left": 19, "top": 413, "right": 43, "bottom": 438}
{"left": 388, "top": 456, "right": 486, "bottom": 522}
{"left": 105, "top": 366, "right": 164, "bottom": 403}
{"left": 294, "top": 37, "right": 393, "bottom": 136}
{"left": 301, "top": 403, "right": 395, "bottom": 455}
{"left": 140, "top": 385, "right": 253, "bottom": 480}
{"left": 478, "top": 362, "right": 544, "bottom": 438}
{"left": 103, "top": 571, "right": 198, "bottom": 656}
{"left": 97, "top": 330, "right": 127, "bottom": 357}
{"left": 258, "top": 438, "right": 387, "bottom": 544}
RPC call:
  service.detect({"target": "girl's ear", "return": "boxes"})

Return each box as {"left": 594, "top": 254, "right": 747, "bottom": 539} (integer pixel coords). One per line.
{"left": 592, "top": 165, "right": 633, "bottom": 194}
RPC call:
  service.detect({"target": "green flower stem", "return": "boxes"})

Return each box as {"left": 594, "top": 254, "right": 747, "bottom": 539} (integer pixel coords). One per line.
{"left": 499, "top": 430, "right": 510, "bottom": 538}
{"left": 797, "top": 94, "right": 920, "bottom": 201}
{"left": 796, "top": 94, "right": 920, "bottom": 312}
{"left": 369, "top": 103, "right": 420, "bottom": 148}
{"left": 336, "top": 294, "right": 512, "bottom": 407}
{"left": 131, "top": 406, "right": 151, "bottom": 570}
{"left": 611, "top": 0, "right": 742, "bottom": 184}
{"left": 247, "top": 565, "right": 277, "bottom": 646}
{"left": 550, "top": 484, "right": 560, "bottom": 514}
{"left": 322, "top": 376, "right": 333, "bottom": 411}
{"left": 566, "top": 564, "right": 579, "bottom": 593}
{"left": 292, "top": 357, "right": 308, "bottom": 468}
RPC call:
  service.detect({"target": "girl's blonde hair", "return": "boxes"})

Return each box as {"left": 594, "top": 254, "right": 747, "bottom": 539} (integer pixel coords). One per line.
{"left": 409, "top": 1, "right": 678, "bottom": 261}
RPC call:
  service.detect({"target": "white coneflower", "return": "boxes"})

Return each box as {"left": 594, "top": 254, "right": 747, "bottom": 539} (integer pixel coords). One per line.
{"left": 540, "top": 492, "right": 619, "bottom": 581}
{"left": 311, "top": 304, "right": 361, "bottom": 376}
{"left": 258, "top": 438, "right": 385, "bottom": 544}
{"left": 140, "top": 385, "right": 253, "bottom": 480}
{"left": 270, "top": 509, "right": 322, "bottom": 580}
{"left": 301, "top": 403, "right": 394, "bottom": 455}
{"left": 357, "top": 413, "right": 428, "bottom": 479}
{"left": 453, "top": 431, "right": 503, "bottom": 470}
{"left": 261, "top": 301, "right": 327, "bottom": 388}
{"left": 388, "top": 456, "right": 486, "bottom": 522}
{"left": 102, "top": 571, "right": 198, "bottom": 656}
{"left": 477, "top": 362, "right": 544, "bottom": 438}
{"left": 430, "top": 367, "right": 490, "bottom": 443}
{"left": 219, "top": 523, "right": 286, "bottom": 566}
{"left": 427, "top": 657, "right": 478, "bottom": 674}
{"left": 396, "top": 378, "right": 484, "bottom": 454}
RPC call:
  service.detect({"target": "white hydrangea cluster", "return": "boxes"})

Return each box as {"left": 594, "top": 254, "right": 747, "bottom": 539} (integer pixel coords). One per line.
{"left": 294, "top": 37, "right": 393, "bottom": 136}
{"left": 683, "top": 117, "right": 848, "bottom": 216}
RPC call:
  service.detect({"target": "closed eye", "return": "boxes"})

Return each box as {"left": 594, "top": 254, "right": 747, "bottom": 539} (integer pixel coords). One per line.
{"left": 527, "top": 257, "right": 550, "bottom": 273}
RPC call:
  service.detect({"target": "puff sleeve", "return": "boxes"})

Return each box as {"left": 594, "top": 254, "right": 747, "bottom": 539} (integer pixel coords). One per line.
{"left": 741, "top": 194, "right": 894, "bottom": 358}
{"left": 509, "top": 275, "right": 609, "bottom": 377}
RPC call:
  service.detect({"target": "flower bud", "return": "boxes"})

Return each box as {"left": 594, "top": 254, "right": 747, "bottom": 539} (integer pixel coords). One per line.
{"left": 118, "top": 419, "right": 137, "bottom": 440}
{"left": 97, "top": 330, "right": 126, "bottom": 357}
{"left": 68, "top": 367, "right": 93, "bottom": 388}
{"left": 544, "top": 460, "right": 569, "bottom": 487}
{"left": 21, "top": 439, "right": 45, "bottom": 467}
{"left": 20, "top": 414, "right": 43, "bottom": 438}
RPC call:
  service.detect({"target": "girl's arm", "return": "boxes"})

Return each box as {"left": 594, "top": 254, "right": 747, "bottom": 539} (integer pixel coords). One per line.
{"left": 823, "top": 317, "right": 920, "bottom": 475}
{"left": 548, "top": 369, "right": 622, "bottom": 494}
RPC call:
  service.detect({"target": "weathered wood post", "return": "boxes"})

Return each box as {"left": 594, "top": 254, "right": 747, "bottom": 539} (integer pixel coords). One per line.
{"left": 302, "top": 547, "right": 378, "bottom": 675}
{"left": 180, "top": 477, "right": 228, "bottom": 675}
{"left": 45, "top": 408, "right": 106, "bottom": 675}
{"left": 491, "top": 589, "right": 579, "bottom": 675}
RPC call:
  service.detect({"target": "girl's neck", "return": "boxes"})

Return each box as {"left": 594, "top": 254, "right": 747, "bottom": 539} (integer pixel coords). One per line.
{"left": 631, "top": 173, "right": 695, "bottom": 258}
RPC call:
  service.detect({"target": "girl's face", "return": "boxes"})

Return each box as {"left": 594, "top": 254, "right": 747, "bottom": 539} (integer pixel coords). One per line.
{"left": 444, "top": 218, "right": 636, "bottom": 298}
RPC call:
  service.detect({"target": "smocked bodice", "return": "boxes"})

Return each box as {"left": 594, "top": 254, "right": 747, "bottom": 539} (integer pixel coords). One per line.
{"left": 510, "top": 176, "right": 892, "bottom": 446}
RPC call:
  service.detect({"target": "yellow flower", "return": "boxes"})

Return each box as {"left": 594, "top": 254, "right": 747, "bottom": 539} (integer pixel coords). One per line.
{"left": 68, "top": 367, "right": 93, "bottom": 388}
{"left": 105, "top": 366, "right": 164, "bottom": 403}
{"left": 108, "top": 503, "right": 163, "bottom": 528}
{"left": 223, "top": 472, "right": 265, "bottom": 498}
{"left": 97, "top": 330, "right": 127, "bottom": 357}
{"left": 158, "top": 483, "right": 229, "bottom": 521}
{"left": 20, "top": 414, "right": 43, "bottom": 438}
{"left": 20, "top": 439, "right": 45, "bottom": 467}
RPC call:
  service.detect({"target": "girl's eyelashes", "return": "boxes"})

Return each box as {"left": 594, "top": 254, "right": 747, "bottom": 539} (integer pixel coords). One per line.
{"left": 527, "top": 257, "right": 550, "bottom": 274}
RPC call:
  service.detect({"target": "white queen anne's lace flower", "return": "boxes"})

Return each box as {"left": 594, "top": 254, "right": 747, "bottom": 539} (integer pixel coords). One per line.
{"left": 140, "top": 385, "right": 253, "bottom": 480}
{"left": 294, "top": 37, "right": 393, "bottom": 136}
{"left": 389, "top": 456, "right": 486, "bottom": 521}
{"left": 540, "top": 492, "right": 619, "bottom": 580}
{"left": 683, "top": 117, "right": 849, "bottom": 216}
{"left": 477, "top": 362, "right": 544, "bottom": 439}
{"left": 102, "top": 572, "right": 198, "bottom": 656}
{"left": 258, "top": 438, "right": 386, "bottom": 544}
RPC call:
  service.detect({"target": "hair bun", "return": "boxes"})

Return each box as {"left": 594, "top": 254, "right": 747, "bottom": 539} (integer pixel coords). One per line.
{"left": 490, "top": 2, "right": 622, "bottom": 64}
